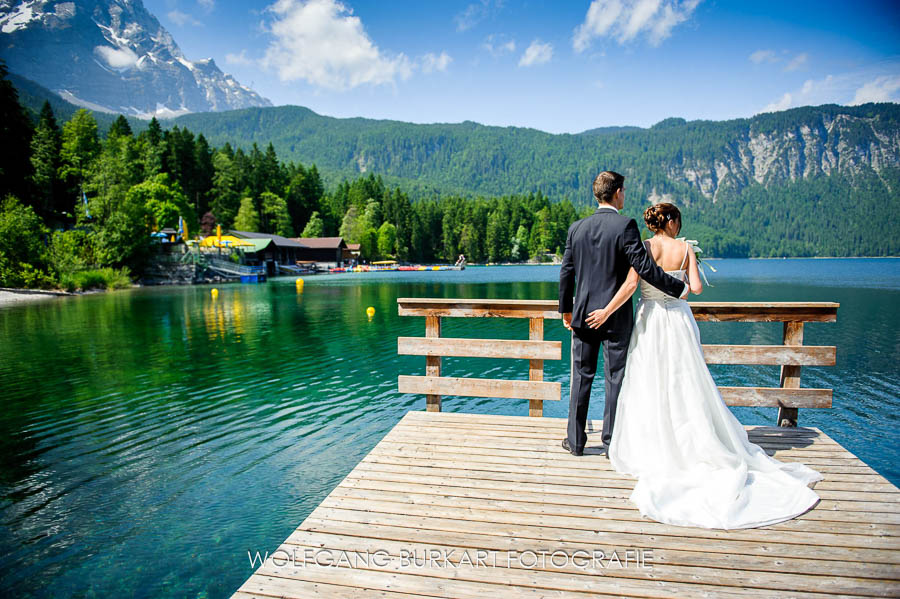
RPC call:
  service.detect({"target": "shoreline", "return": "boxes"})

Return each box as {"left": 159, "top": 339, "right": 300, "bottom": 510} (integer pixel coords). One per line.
{"left": 0, "top": 288, "right": 74, "bottom": 307}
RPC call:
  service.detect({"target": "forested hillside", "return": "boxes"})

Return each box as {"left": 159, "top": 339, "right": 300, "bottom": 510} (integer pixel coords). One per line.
{"left": 7, "top": 70, "right": 900, "bottom": 260}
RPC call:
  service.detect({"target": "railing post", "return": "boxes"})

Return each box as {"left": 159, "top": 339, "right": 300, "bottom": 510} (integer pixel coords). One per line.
{"left": 528, "top": 317, "right": 544, "bottom": 417}
{"left": 425, "top": 315, "right": 441, "bottom": 412}
{"left": 778, "top": 321, "right": 804, "bottom": 427}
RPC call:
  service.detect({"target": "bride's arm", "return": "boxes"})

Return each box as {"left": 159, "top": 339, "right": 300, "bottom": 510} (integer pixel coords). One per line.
{"left": 585, "top": 267, "right": 640, "bottom": 329}
{"left": 686, "top": 245, "right": 703, "bottom": 295}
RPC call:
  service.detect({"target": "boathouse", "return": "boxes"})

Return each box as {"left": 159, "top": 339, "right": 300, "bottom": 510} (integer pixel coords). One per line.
{"left": 290, "top": 237, "right": 348, "bottom": 268}
{"left": 230, "top": 231, "right": 306, "bottom": 275}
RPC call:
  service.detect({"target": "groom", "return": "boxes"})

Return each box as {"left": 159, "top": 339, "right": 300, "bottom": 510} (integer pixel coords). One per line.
{"left": 558, "top": 171, "right": 688, "bottom": 457}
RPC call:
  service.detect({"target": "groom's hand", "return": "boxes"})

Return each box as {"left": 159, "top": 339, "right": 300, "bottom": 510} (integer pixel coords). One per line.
{"left": 562, "top": 312, "right": 572, "bottom": 330}
{"left": 585, "top": 308, "right": 610, "bottom": 329}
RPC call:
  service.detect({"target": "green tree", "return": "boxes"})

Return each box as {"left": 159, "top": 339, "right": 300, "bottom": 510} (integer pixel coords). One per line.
{"left": 0, "top": 196, "right": 53, "bottom": 288}
{"left": 126, "top": 173, "right": 193, "bottom": 230}
{"left": 29, "top": 101, "right": 63, "bottom": 220}
{"left": 285, "top": 163, "right": 324, "bottom": 236}
{"left": 511, "top": 224, "right": 529, "bottom": 261}
{"left": 377, "top": 221, "right": 397, "bottom": 257}
{"left": 59, "top": 109, "right": 101, "bottom": 199}
{"left": 211, "top": 150, "right": 240, "bottom": 226}
{"left": 260, "top": 191, "right": 293, "bottom": 236}
{"left": 0, "top": 61, "right": 33, "bottom": 202}
{"left": 107, "top": 115, "right": 133, "bottom": 139}
{"left": 137, "top": 117, "right": 164, "bottom": 178}
{"left": 300, "top": 211, "right": 324, "bottom": 237}
{"left": 233, "top": 196, "right": 260, "bottom": 231}
{"left": 87, "top": 132, "right": 141, "bottom": 223}
{"left": 339, "top": 205, "right": 361, "bottom": 242}
{"left": 359, "top": 227, "right": 378, "bottom": 262}
{"left": 485, "top": 209, "right": 510, "bottom": 263}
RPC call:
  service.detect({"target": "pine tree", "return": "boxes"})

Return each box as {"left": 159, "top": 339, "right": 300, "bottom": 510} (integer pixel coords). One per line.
{"left": 233, "top": 196, "right": 260, "bottom": 231}
{"left": 59, "top": 109, "right": 101, "bottom": 208}
{"left": 29, "top": 101, "right": 63, "bottom": 220}
{"left": 107, "top": 115, "right": 133, "bottom": 139}
{"left": 0, "top": 60, "right": 33, "bottom": 201}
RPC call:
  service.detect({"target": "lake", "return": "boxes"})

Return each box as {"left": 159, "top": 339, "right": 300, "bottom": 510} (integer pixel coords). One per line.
{"left": 0, "top": 258, "right": 897, "bottom": 598}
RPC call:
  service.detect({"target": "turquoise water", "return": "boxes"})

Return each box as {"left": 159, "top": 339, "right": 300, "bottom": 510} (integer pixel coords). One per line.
{"left": 0, "top": 258, "right": 897, "bottom": 597}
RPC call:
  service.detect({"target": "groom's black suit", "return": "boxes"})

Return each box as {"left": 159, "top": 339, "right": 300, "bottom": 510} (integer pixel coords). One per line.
{"left": 559, "top": 207, "right": 687, "bottom": 451}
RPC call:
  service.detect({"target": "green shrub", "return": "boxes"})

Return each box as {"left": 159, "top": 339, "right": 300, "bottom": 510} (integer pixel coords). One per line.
{"left": 59, "top": 267, "right": 131, "bottom": 292}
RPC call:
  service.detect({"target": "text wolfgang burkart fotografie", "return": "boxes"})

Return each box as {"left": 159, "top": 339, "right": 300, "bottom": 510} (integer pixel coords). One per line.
{"left": 248, "top": 547, "right": 654, "bottom": 571}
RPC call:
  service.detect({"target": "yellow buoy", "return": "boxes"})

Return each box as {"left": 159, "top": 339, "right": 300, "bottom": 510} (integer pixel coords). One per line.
{"left": 366, "top": 306, "right": 376, "bottom": 318}
{"left": 211, "top": 288, "right": 219, "bottom": 299}
{"left": 295, "top": 278, "right": 304, "bottom": 292}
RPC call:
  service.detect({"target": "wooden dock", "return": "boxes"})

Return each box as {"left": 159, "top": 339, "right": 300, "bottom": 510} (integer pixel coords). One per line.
{"left": 233, "top": 410, "right": 900, "bottom": 598}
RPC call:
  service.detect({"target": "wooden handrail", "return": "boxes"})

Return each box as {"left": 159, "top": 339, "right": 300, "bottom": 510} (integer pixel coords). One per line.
{"left": 397, "top": 299, "right": 838, "bottom": 425}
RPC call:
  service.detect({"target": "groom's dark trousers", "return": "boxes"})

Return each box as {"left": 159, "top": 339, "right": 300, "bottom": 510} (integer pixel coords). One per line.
{"left": 559, "top": 207, "right": 687, "bottom": 450}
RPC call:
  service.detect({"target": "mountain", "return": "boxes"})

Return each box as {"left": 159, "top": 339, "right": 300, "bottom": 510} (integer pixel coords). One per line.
{"left": 0, "top": 0, "right": 270, "bottom": 117}
{"left": 168, "top": 102, "right": 900, "bottom": 199}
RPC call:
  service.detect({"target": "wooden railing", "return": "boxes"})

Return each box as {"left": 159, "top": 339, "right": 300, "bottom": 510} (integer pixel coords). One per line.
{"left": 397, "top": 299, "right": 838, "bottom": 426}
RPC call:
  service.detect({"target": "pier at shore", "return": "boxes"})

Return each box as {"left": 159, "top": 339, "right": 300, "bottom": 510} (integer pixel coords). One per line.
{"left": 233, "top": 300, "right": 899, "bottom": 598}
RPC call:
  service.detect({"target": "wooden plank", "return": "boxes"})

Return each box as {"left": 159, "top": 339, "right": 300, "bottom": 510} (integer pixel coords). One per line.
{"left": 327, "top": 483, "right": 900, "bottom": 536}
{"left": 397, "top": 299, "right": 839, "bottom": 322}
{"left": 401, "top": 411, "right": 833, "bottom": 440}
{"left": 306, "top": 506, "right": 900, "bottom": 562}
{"left": 779, "top": 321, "right": 804, "bottom": 427}
{"left": 702, "top": 344, "right": 835, "bottom": 366}
{"left": 398, "top": 298, "right": 562, "bottom": 319}
{"left": 690, "top": 302, "right": 839, "bottom": 323}
{"left": 719, "top": 386, "right": 832, "bottom": 408}
{"left": 355, "top": 461, "right": 899, "bottom": 510}
{"left": 369, "top": 444, "right": 897, "bottom": 492}
{"left": 424, "top": 315, "right": 441, "bottom": 412}
{"left": 397, "top": 336, "right": 561, "bottom": 360}
{"left": 398, "top": 375, "right": 561, "bottom": 402}
{"left": 528, "top": 317, "right": 544, "bottom": 417}
{"left": 341, "top": 475, "right": 900, "bottom": 526}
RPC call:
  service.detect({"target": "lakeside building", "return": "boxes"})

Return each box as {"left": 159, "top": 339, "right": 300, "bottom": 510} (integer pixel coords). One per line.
{"left": 229, "top": 231, "right": 351, "bottom": 273}
{"left": 290, "top": 237, "right": 348, "bottom": 269}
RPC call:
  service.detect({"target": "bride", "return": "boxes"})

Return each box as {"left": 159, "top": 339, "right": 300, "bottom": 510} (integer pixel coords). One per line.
{"left": 586, "top": 203, "right": 823, "bottom": 529}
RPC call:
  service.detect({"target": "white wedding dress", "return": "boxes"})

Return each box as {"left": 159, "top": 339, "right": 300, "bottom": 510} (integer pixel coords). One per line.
{"left": 607, "top": 246, "right": 823, "bottom": 529}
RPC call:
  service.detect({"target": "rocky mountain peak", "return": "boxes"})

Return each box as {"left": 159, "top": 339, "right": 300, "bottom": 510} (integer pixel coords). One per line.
{"left": 0, "top": 0, "right": 271, "bottom": 117}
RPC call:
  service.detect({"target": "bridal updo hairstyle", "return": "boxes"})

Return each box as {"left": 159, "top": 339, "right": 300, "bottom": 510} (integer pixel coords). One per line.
{"left": 644, "top": 203, "right": 681, "bottom": 235}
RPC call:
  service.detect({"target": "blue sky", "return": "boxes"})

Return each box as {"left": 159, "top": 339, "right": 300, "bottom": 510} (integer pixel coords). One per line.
{"left": 146, "top": 0, "right": 900, "bottom": 133}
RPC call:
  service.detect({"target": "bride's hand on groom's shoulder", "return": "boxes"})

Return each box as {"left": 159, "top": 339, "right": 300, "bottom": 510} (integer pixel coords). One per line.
{"left": 585, "top": 308, "right": 610, "bottom": 329}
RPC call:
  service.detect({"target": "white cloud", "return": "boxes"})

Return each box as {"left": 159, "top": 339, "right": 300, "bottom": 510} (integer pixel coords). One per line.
{"left": 761, "top": 92, "right": 792, "bottom": 113}
{"left": 573, "top": 0, "right": 700, "bottom": 52}
{"left": 421, "top": 52, "right": 452, "bottom": 74}
{"left": 261, "top": 0, "right": 412, "bottom": 90}
{"left": 198, "top": 0, "right": 215, "bottom": 10}
{"left": 784, "top": 52, "right": 808, "bottom": 72}
{"left": 225, "top": 49, "right": 254, "bottom": 66}
{"left": 758, "top": 63, "right": 900, "bottom": 114}
{"left": 167, "top": 10, "right": 202, "bottom": 27}
{"left": 851, "top": 75, "right": 900, "bottom": 105}
{"left": 483, "top": 34, "right": 515, "bottom": 56}
{"left": 519, "top": 40, "right": 553, "bottom": 67}
{"left": 749, "top": 49, "right": 778, "bottom": 64}
{"left": 94, "top": 45, "right": 139, "bottom": 69}
{"left": 455, "top": 0, "right": 502, "bottom": 32}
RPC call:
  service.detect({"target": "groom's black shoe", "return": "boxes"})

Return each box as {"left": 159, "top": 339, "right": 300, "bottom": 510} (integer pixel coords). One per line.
{"left": 561, "top": 438, "right": 583, "bottom": 456}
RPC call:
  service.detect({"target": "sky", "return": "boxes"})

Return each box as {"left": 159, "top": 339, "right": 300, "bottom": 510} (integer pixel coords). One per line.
{"left": 144, "top": 0, "right": 900, "bottom": 133}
